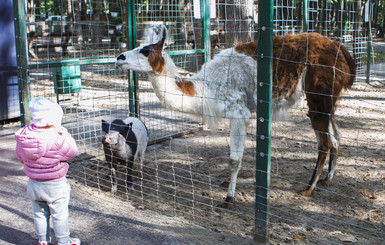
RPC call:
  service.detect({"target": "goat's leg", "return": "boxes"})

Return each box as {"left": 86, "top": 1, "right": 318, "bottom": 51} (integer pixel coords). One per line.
{"left": 218, "top": 118, "right": 247, "bottom": 209}
{"left": 303, "top": 113, "right": 331, "bottom": 196}
{"left": 137, "top": 154, "right": 144, "bottom": 184}
{"left": 110, "top": 163, "right": 118, "bottom": 194}
{"left": 125, "top": 159, "right": 135, "bottom": 191}
{"left": 137, "top": 153, "right": 144, "bottom": 172}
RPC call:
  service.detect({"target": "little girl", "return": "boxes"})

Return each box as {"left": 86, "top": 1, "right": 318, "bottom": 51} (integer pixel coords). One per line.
{"left": 15, "top": 97, "right": 81, "bottom": 245}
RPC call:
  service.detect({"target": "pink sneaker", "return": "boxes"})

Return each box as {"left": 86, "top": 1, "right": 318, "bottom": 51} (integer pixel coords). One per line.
{"left": 38, "top": 242, "right": 48, "bottom": 245}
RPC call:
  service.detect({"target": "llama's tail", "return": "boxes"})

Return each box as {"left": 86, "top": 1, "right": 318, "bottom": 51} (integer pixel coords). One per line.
{"left": 340, "top": 44, "right": 356, "bottom": 89}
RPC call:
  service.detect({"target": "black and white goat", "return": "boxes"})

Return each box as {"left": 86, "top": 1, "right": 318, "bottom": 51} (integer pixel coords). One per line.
{"left": 102, "top": 117, "right": 148, "bottom": 193}
{"left": 115, "top": 25, "right": 355, "bottom": 208}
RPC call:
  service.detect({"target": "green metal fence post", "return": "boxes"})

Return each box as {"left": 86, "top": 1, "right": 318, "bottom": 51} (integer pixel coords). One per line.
{"left": 254, "top": 0, "right": 273, "bottom": 243}
{"left": 13, "top": 0, "right": 30, "bottom": 126}
{"left": 201, "top": 0, "right": 211, "bottom": 62}
{"left": 303, "top": 0, "right": 309, "bottom": 32}
{"left": 127, "top": 0, "right": 139, "bottom": 117}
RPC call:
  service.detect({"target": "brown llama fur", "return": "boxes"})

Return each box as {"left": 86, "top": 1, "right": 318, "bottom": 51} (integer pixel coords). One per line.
{"left": 236, "top": 33, "right": 356, "bottom": 195}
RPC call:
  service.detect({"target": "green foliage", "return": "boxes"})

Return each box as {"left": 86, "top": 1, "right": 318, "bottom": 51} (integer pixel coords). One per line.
{"left": 362, "top": 53, "right": 385, "bottom": 64}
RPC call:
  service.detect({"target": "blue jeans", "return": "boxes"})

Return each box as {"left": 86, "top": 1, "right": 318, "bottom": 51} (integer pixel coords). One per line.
{"left": 27, "top": 179, "right": 71, "bottom": 244}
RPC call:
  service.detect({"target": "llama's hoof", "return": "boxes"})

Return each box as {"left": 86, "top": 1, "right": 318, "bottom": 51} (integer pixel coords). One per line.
{"left": 220, "top": 180, "right": 230, "bottom": 188}
{"left": 320, "top": 179, "right": 331, "bottom": 186}
{"left": 111, "top": 186, "right": 118, "bottom": 194}
{"left": 302, "top": 188, "right": 313, "bottom": 196}
{"left": 126, "top": 184, "right": 135, "bottom": 192}
{"left": 217, "top": 196, "right": 234, "bottom": 209}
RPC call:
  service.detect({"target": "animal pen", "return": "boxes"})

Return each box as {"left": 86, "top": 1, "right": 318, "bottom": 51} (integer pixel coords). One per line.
{"left": 5, "top": 0, "right": 384, "bottom": 243}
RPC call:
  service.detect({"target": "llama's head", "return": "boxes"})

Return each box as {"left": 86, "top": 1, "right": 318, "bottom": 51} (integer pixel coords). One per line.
{"left": 115, "top": 25, "right": 167, "bottom": 74}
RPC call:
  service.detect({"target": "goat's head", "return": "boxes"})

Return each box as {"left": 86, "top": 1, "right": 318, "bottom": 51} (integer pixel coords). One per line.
{"left": 115, "top": 25, "right": 167, "bottom": 74}
{"left": 101, "top": 119, "right": 132, "bottom": 146}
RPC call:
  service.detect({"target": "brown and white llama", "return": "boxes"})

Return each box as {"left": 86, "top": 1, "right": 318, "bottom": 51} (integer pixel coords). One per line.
{"left": 115, "top": 26, "right": 356, "bottom": 209}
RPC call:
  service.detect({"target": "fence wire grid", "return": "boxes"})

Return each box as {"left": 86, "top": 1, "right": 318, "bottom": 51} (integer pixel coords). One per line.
{"left": 1, "top": 0, "right": 384, "bottom": 244}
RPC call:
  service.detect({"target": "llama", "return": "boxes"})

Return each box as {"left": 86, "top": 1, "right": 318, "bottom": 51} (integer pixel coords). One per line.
{"left": 115, "top": 26, "right": 355, "bottom": 208}
{"left": 102, "top": 117, "right": 148, "bottom": 193}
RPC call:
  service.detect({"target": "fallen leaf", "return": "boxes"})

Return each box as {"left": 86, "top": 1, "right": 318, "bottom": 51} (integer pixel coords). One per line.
{"left": 369, "top": 194, "right": 378, "bottom": 200}
{"left": 292, "top": 234, "right": 306, "bottom": 241}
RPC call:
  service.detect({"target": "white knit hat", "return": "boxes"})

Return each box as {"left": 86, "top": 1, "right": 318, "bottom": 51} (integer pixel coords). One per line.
{"left": 29, "top": 97, "right": 63, "bottom": 127}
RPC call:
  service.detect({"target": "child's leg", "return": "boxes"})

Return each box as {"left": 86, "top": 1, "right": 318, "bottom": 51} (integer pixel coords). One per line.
{"left": 48, "top": 180, "right": 71, "bottom": 245}
{"left": 30, "top": 200, "right": 51, "bottom": 242}
{"left": 27, "top": 181, "right": 51, "bottom": 242}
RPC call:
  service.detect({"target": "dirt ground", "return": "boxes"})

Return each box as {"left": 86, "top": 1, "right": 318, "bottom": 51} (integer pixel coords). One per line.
{"left": 1, "top": 80, "right": 383, "bottom": 245}
{"left": 0, "top": 132, "right": 254, "bottom": 245}
{"left": 68, "top": 77, "right": 384, "bottom": 244}
{"left": 7, "top": 50, "right": 384, "bottom": 244}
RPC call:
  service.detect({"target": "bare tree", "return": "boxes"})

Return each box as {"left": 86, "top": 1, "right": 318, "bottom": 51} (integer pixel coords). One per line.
{"left": 222, "top": 0, "right": 254, "bottom": 48}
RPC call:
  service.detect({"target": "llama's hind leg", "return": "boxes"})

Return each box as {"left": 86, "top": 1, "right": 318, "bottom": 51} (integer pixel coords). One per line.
{"left": 321, "top": 117, "right": 340, "bottom": 186}
{"left": 218, "top": 118, "right": 247, "bottom": 209}
{"left": 303, "top": 114, "right": 331, "bottom": 196}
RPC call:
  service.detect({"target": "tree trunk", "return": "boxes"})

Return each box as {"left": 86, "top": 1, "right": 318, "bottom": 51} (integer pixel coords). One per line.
{"left": 91, "top": 0, "right": 105, "bottom": 49}
{"left": 336, "top": 0, "right": 344, "bottom": 38}
{"left": 352, "top": 0, "right": 362, "bottom": 69}
{"left": 223, "top": 0, "right": 253, "bottom": 48}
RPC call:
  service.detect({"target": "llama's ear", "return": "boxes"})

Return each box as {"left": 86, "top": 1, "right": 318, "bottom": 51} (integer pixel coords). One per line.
{"left": 148, "top": 26, "right": 158, "bottom": 44}
{"left": 156, "top": 25, "right": 167, "bottom": 48}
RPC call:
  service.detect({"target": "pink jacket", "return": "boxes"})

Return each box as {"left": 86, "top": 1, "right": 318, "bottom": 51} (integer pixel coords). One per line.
{"left": 15, "top": 124, "right": 78, "bottom": 181}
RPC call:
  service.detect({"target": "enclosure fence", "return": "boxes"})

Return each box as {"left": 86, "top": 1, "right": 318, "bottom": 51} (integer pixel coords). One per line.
{"left": 4, "top": 0, "right": 384, "bottom": 244}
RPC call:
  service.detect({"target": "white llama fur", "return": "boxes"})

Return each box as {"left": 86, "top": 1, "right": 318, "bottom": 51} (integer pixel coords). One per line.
{"left": 116, "top": 30, "right": 259, "bottom": 205}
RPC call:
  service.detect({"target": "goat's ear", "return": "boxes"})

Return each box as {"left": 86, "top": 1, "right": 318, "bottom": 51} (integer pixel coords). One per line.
{"left": 122, "top": 122, "right": 133, "bottom": 137}
{"left": 156, "top": 25, "right": 167, "bottom": 48}
{"left": 126, "top": 122, "right": 133, "bottom": 131}
{"left": 101, "top": 119, "right": 109, "bottom": 133}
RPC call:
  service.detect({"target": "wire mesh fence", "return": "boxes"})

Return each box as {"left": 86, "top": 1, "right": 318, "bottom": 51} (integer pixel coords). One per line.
{"left": 2, "top": 0, "right": 384, "bottom": 244}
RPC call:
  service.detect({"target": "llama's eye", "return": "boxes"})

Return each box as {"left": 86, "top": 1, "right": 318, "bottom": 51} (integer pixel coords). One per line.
{"left": 139, "top": 46, "right": 152, "bottom": 57}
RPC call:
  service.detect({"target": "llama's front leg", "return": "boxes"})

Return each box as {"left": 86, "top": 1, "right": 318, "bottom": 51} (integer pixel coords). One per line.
{"left": 219, "top": 118, "right": 247, "bottom": 209}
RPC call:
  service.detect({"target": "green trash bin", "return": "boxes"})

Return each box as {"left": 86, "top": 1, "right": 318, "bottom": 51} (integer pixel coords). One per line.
{"left": 52, "top": 59, "right": 81, "bottom": 94}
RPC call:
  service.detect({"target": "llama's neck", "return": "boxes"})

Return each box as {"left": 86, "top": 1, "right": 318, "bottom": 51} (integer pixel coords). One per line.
{"left": 148, "top": 53, "right": 203, "bottom": 115}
